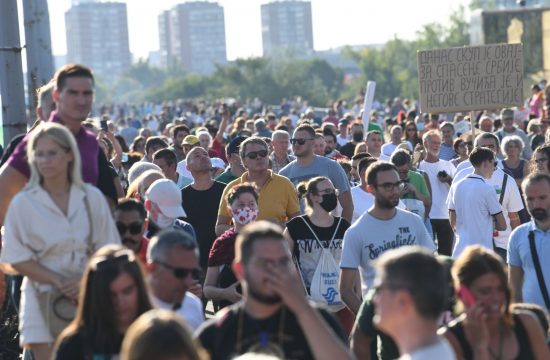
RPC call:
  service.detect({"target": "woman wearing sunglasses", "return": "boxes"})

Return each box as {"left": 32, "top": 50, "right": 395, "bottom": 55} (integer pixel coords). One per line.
{"left": 54, "top": 245, "right": 153, "bottom": 359}
{"left": 403, "top": 120, "right": 422, "bottom": 148}
{"left": 284, "top": 176, "right": 353, "bottom": 335}
{"left": 204, "top": 184, "right": 259, "bottom": 309}
{"left": 0, "top": 123, "right": 120, "bottom": 360}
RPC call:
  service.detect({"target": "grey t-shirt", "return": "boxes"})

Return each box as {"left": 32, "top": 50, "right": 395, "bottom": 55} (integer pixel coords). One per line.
{"left": 279, "top": 155, "right": 351, "bottom": 193}
{"left": 340, "top": 208, "right": 435, "bottom": 294}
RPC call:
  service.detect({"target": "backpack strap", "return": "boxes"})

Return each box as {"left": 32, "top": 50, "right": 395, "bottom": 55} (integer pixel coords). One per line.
{"left": 499, "top": 173, "right": 508, "bottom": 205}
{"left": 301, "top": 216, "right": 342, "bottom": 249}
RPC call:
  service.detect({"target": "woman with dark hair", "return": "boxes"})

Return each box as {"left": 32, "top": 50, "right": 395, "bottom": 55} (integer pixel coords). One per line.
{"left": 441, "top": 246, "right": 549, "bottom": 360}
{"left": 451, "top": 138, "right": 469, "bottom": 168}
{"left": 54, "top": 245, "right": 153, "bottom": 359}
{"left": 403, "top": 120, "right": 422, "bottom": 148}
{"left": 203, "top": 183, "right": 259, "bottom": 309}
{"left": 532, "top": 143, "right": 550, "bottom": 174}
{"left": 284, "top": 176, "right": 352, "bottom": 335}
{"left": 130, "top": 136, "right": 146, "bottom": 155}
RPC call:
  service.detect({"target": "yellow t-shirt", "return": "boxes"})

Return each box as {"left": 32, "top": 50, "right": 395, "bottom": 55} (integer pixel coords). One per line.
{"left": 218, "top": 170, "right": 300, "bottom": 225}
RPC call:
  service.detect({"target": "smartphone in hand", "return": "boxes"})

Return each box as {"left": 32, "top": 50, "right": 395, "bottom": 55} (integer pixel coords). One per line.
{"left": 457, "top": 284, "right": 476, "bottom": 307}
{"left": 100, "top": 119, "right": 109, "bottom": 132}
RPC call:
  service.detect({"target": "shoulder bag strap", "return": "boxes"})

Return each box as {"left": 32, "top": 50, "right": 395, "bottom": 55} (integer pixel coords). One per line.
{"left": 82, "top": 187, "right": 94, "bottom": 257}
{"left": 499, "top": 173, "right": 508, "bottom": 205}
{"left": 528, "top": 230, "right": 550, "bottom": 309}
{"left": 301, "top": 216, "right": 342, "bottom": 249}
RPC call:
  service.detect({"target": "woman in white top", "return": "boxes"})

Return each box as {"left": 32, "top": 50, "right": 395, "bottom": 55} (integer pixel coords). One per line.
{"left": 0, "top": 122, "right": 120, "bottom": 360}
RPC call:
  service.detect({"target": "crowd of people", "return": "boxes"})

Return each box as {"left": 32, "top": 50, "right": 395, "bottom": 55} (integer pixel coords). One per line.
{"left": 1, "top": 63, "right": 550, "bottom": 359}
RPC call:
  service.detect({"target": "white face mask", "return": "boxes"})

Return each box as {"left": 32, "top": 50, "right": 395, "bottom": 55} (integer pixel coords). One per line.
{"left": 231, "top": 206, "right": 259, "bottom": 225}
{"left": 154, "top": 211, "right": 175, "bottom": 229}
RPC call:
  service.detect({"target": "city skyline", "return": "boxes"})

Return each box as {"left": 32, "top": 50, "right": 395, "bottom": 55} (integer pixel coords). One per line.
{"left": 46, "top": 0, "right": 471, "bottom": 61}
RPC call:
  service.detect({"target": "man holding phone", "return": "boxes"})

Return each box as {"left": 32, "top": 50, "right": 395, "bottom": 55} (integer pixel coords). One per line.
{"left": 418, "top": 130, "right": 456, "bottom": 256}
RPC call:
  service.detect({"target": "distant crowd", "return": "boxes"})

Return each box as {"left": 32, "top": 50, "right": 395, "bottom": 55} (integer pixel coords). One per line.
{"left": 1, "top": 63, "right": 550, "bottom": 360}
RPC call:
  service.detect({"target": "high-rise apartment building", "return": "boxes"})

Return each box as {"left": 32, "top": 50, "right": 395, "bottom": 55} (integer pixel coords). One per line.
{"left": 65, "top": 1, "right": 131, "bottom": 80}
{"left": 158, "top": 2, "right": 227, "bottom": 74}
{"left": 261, "top": 0, "right": 314, "bottom": 56}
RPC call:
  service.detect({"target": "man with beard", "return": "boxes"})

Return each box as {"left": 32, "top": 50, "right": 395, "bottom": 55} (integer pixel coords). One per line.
{"left": 418, "top": 130, "right": 456, "bottom": 256}
{"left": 323, "top": 131, "right": 347, "bottom": 160}
{"left": 508, "top": 172, "right": 550, "bottom": 308}
{"left": 115, "top": 198, "right": 150, "bottom": 263}
{"left": 339, "top": 161, "right": 435, "bottom": 315}
{"left": 280, "top": 124, "right": 353, "bottom": 223}
{"left": 196, "top": 221, "right": 353, "bottom": 360}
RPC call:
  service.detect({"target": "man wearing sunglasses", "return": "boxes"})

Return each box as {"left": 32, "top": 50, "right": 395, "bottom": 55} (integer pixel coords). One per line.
{"left": 215, "top": 137, "right": 300, "bottom": 236}
{"left": 147, "top": 229, "right": 204, "bottom": 331}
{"left": 280, "top": 124, "right": 353, "bottom": 223}
{"left": 115, "top": 199, "right": 149, "bottom": 263}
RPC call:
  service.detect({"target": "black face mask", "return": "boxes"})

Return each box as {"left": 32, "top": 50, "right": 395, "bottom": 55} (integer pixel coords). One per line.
{"left": 352, "top": 132, "right": 364, "bottom": 142}
{"left": 320, "top": 193, "right": 338, "bottom": 212}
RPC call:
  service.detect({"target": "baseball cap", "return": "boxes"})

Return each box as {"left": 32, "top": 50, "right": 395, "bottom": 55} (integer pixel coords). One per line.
{"left": 182, "top": 135, "right": 199, "bottom": 146}
{"left": 211, "top": 158, "right": 226, "bottom": 170}
{"left": 227, "top": 136, "right": 248, "bottom": 155}
{"left": 500, "top": 108, "right": 514, "bottom": 119}
{"left": 145, "top": 179, "right": 186, "bottom": 218}
{"left": 338, "top": 118, "right": 349, "bottom": 126}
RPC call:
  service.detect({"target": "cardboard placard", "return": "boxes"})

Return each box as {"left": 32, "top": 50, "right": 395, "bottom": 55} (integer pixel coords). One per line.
{"left": 417, "top": 43, "right": 524, "bottom": 113}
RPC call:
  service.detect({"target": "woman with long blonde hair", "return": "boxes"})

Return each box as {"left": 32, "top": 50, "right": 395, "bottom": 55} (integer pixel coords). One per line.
{"left": 0, "top": 123, "right": 120, "bottom": 360}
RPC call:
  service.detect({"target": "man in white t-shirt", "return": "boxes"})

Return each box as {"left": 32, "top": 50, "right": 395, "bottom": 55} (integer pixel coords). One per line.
{"left": 372, "top": 247, "right": 456, "bottom": 360}
{"left": 340, "top": 161, "right": 435, "bottom": 315}
{"left": 452, "top": 132, "right": 523, "bottom": 259}
{"left": 448, "top": 148, "right": 506, "bottom": 258}
{"left": 147, "top": 229, "right": 204, "bottom": 331}
{"left": 381, "top": 125, "right": 405, "bottom": 158}
{"left": 418, "top": 130, "right": 456, "bottom": 256}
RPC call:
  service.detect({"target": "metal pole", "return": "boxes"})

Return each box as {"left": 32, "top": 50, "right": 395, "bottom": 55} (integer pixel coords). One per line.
{"left": 23, "top": 0, "right": 55, "bottom": 124}
{"left": 0, "top": 0, "right": 27, "bottom": 146}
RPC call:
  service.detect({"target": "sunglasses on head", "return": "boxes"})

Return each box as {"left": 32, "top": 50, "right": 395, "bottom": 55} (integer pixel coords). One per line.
{"left": 290, "top": 138, "right": 312, "bottom": 145}
{"left": 116, "top": 221, "right": 143, "bottom": 235}
{"left": 156, "top": 260, "right": 201, "bottom": 279}
{"left": 245, "top": 150, "right": 268, "bottom": 160}
{"left": 91, "top": 249, "right": 135, "bottom": 271}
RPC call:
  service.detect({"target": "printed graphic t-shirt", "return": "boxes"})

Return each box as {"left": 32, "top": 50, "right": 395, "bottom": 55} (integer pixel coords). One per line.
{"left": 340, "top": 208, "right": 435, "bottom": 294}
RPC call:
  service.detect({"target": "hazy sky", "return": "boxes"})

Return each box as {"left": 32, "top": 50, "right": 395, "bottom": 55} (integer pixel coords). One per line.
{"left": 45, "top": 0, "right": 471, "bottom": 60}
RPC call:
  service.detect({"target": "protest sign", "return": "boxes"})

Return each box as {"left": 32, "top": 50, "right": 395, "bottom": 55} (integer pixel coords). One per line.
{"left": 417, "top": 43, "right": 524, "bottom": 113}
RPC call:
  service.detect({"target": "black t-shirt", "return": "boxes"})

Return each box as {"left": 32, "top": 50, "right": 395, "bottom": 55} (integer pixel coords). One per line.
{"left": 181, "top": 181, "right": 226, "bottom": 269}
{"left": 54, "top": 329, "right": 122, "bottom": 360}
{"left": 356, "top": 289, "right": 399, "bottom": 360}
{"left": 197, "top": 304, "right": 345, "bottom": 360}
{"left": 286, "top": 216, "right": 349, "bottom": 292}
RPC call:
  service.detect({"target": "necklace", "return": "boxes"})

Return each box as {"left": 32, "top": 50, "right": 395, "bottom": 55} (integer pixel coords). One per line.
{"left": 487, "top": 319, "right": 504, "bottom": 360}
{"left": 236, "top": 306, "right": 286, "bottom": 357}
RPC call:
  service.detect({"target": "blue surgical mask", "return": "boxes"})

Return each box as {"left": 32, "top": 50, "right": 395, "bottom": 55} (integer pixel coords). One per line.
{"left": 416, "top": 123, "right": 425, "bottom": 131}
